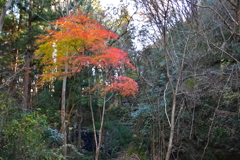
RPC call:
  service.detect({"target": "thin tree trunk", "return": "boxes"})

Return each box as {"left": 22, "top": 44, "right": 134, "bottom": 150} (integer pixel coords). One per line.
{"left": 90, "top": 94, "right": 98, "bottom": 157}
{"left": 23, "top": 49, "right": 30, "bottom": 110}
{"left": 95, "top": 95, "right": 106, "bottom": 160}
{"left": 14, "top": 49, "right": 19, "bottom": 73}
{"left": 0, "top": 0, "right": 13, "bottom": 31}
{"left": 61, "top": 64, "right": 68, "bottom": 157}
{"left": 77, "top": 109, "right": 83, "bottom": 149}
{"left": 163, "top": 20, "right": 175, "bottom": 159}
{"left": 9, "top": 48, "right": 19, "bottom": 93}
{"left": 165, "top": 96, "right": 176, "bottom": 160}
{"left": 238, "top": 1, "right": 240, "bottom": 31}
{"left": 165, "top": 27, "right": 189, "bottom": 160}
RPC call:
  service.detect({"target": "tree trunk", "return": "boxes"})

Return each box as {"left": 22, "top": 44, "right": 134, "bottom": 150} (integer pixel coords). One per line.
{"left": 95, "top": 95, "right": 106, "bottom": 160}
{"left": 23, "top": 0, "right": 33, "bottom": 110}
{"left": 165, "top": 96, "right": 176, "bottom": 160}
{"left": 59, "top": 1, "right": 70, "bottom": 153}
{"left": 237, "top": 1, "right": 240, "bottom": 31}
{"left": 89, "top": 94, "right": 98, "bottom": 159}
{"left": 23, "top": 49, "right": 30, "bottom": 110}
{"left": 61, "top": 64, "right": 68, "bottom": 157}
{"left": 162, "top": 20, "right": 174, "bottom": 159}
{"left": 77, "top": 108, "right": 83, "bottom": 149}
{"left": 0, "top": 0, "right": 13, "bottom": 31}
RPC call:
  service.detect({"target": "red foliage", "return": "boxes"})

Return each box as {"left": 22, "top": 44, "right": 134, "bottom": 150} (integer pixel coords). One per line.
{"left": 35, "top": 11, "right": 138, "bottom": 97}
{"left": 93, "top": 47, "right": 136, "bottom": 70}
{"left": 103, "top": 76, "right": 138, "bottom": 97}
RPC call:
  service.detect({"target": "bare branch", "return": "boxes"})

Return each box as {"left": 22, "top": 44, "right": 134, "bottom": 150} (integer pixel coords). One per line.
{"left": 226, "top": 0, "right": 237, "bottom": 7}
{"left": 164, "top": 83, "right": 171, "bottom": 127}
{"left": 109, "top": 8, "right": 138, "bottom": 46}
{"left": 140, "top": 73, "right": 154, "bottom": 87}
{"left": 219, "top": 0, "right": 238, "bottom": 26}
{"left": 187, "top": 0, "right": 236, "bottom": 34}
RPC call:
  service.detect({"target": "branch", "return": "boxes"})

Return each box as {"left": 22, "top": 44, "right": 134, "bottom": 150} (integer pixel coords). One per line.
{"left": 198, "top": 31, "right": 240, "bottom": 63}
{"left": 175, "top": 34, "right": 190, "bottom": 93}
{"left": 201, "top": 93, "right": 222, "bottom": 160}
{"left": 200, "top": 68, "right": 232, "bottom": 160}
{"left": 164, "top": 83, "right": 171, "bottom": 127}
{"left": 226, "top": 0, "right": 237, "bottom": 7}
{"left": 0, "top": 63, "right": 26, "bottom": 89}
{"left": 187, "top": 0, "right": 236, "bottom": 34}
{"left": 140, "top": 73, "right": 153, "bottom": 87}
{"left": 219, "top": 0, "right": 238, "bottom": 26}
{"left": 183, "top": 68, "right": 237, "bottom": 81}
{"left": 109, "top": 9, "right": 138, "bottom": 46}
{"left": 209, "top": 40, "right": 240, "bottom": 63}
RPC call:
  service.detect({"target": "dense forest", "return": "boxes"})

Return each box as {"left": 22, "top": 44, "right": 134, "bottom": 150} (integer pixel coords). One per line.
{"left": 0, "top": 0, "right": 240, "bottom": 159}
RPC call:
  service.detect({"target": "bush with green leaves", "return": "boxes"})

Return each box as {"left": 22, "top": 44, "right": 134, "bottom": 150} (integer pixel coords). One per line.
{"left": 0, "top": 94, "right": 63, "bottom": 159}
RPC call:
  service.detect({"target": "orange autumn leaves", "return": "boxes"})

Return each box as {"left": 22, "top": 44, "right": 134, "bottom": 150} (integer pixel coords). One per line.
{"left": 35, "top": 11, "right": 138, "bottom": 97}
{"left": 104, "top": 76, "right": 138, "bottom": 97}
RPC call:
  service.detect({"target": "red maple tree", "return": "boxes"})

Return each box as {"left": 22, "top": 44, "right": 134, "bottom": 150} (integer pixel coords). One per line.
{"left": 35, "top": 11, "right": 138, "bottom": 96}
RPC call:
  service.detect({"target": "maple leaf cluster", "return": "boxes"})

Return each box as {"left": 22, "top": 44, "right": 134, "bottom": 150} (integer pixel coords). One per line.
{"left": 35, "top": 11, "right": 138, "bottom": 97}
{"left": 103, "top": 76, "right": 138, "bottom": 97}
